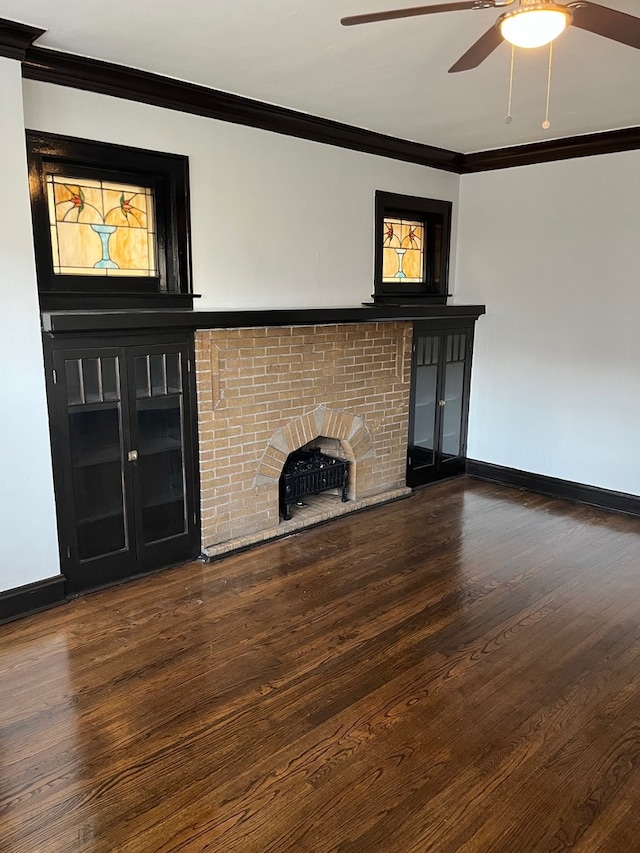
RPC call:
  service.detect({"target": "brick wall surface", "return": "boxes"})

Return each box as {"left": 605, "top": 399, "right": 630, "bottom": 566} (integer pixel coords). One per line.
{"left": 195, "top": 323, "right": 412, "bottom": 549}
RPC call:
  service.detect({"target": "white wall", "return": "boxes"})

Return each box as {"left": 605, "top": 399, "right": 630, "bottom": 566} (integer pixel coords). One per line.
{"left": 456, "top": 150, "right": 640, "bottom": 496}
{"left": 22, "top": 81, "right": 460, "bottom": 310}
{"left": 0, "top": 59, "right": 60, "bottom": 591}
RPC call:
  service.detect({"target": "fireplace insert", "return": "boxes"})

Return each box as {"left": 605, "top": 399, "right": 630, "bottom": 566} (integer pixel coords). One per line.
{"left": 279, "top": 448, "right": 349, "bottom": 520}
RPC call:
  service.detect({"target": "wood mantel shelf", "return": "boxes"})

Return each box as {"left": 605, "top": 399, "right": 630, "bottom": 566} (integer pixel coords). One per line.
{"left": 41, "top": 304, "right": 486, "bottom": 334}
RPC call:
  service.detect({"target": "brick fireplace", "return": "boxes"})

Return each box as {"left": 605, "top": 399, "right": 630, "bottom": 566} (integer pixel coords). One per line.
{"left": 195, "top": 322, "right": 413, "bottom": 557}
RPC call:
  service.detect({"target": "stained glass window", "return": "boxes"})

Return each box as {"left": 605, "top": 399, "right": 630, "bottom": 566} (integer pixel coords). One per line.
{"left": 382, "top": 217, "right": 425, "bottom": 284}
{"left": 46, "top": 176, "right": 157, "bottom": 277}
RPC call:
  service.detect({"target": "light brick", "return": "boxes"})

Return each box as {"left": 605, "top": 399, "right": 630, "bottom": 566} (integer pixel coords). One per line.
{"left": 196, "top": 323, "right": 412, "bottom": 549}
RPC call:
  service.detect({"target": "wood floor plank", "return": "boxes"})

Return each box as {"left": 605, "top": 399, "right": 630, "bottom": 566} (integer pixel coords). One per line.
{"left": 2, "top": 478, "right": 640, "bottom": 851}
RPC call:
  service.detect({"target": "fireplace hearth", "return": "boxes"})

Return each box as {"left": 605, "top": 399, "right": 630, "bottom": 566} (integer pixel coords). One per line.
{"left": 195, "top": 322, "right": 413, "bottom": 558}
{"left": 279, "top": 448, "right": 349, "bottom": 521}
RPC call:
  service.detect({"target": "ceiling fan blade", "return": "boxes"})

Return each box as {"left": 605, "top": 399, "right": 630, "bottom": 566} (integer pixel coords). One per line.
{"left": 341, "top": 1, "right": 490, "bottom": 27}
{"left": 448, "top": 24, "right": 503, "bottom": 72}
{"left": 569, "top": 1, "right": 640, "bottom": 49}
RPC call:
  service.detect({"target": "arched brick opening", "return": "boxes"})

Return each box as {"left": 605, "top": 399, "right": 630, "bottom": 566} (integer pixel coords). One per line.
{"left": 254, "top": 405, "right": 375, "bottom": 500}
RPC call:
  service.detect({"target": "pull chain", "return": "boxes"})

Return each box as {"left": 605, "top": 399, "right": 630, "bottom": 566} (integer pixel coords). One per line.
{"left": 505, "top": 43, "right": 515, "bottom": 125}
{"left": 542, "top": 41, "right": 553, "bottom": 130}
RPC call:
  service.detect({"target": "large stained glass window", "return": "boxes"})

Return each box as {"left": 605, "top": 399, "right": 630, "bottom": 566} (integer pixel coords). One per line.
{"left": 46, "top": 176, "right": 157, "bottom": 277}
{"left": 382, "top": 217, "right": 425, "bottom": 284}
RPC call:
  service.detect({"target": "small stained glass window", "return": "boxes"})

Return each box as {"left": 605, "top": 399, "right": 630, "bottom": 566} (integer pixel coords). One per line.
{"left": 382, "top": 217, "right": 425, "bottom": 284}
{"left": 46, "top": 176, "right": 157, "bottom": 277}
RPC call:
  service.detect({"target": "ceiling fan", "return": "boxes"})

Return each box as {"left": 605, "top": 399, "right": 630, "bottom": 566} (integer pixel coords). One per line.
{"left": 341, "top": 0, "right": 640, "bottom": 73}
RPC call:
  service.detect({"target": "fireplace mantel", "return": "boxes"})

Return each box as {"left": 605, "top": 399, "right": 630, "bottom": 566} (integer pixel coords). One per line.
{"left": 41, "top": 304, "right": 485, "bottom": 334}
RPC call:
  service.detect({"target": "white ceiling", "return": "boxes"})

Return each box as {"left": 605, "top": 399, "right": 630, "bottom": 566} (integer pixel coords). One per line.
{"left": 2, "top": 0, "right": 639, "bottom": 153}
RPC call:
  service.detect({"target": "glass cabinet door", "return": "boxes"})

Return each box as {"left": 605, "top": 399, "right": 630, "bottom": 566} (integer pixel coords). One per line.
{"left": 410, "top": 333, "right": 439, "bottom": 468}
{"left": 59, "top": 352, "right": 128, "bottom": 562}
{"left": 441, "top": 332, "right": 467, "bottom": 459}
{"left": 50, "top": 334, "right": 198, "bottom": 594}
{"left": 407, "top": 323, "right": 474, "bottom": 488}
{"left": 132, "top": 348, "right": 188, "bottom": 548}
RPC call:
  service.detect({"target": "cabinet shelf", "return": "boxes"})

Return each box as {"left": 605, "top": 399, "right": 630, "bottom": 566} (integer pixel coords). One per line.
{"left": 142, "top": 486, "right": 184, "bottom": 511}
{"left": 76, "top": 504, "right": 124, "bottom": 525}
{"left": 138, "top": 437, "right": 182, "bottom": 457}
{"left": 68, "top": 400, "right": 121, "bottom": 415}
{"left": 136, "top": 394, "right": 182, "bottom": 412}
{"left": 72, "top": 449, "right": 122, "bottom": 468}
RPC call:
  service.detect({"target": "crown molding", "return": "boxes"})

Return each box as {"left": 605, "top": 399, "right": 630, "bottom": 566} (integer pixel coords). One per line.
{"left": 22, "top": 46, "right": 463, "bottom": 173}
{"left": 461, "top": 127, "right": 640, "bottom": 173}
{"left": 0, "top": 17, "right": 45, "bottom": 60}
{"left": 16, "top": 37, "right": 639, "bottom": 173}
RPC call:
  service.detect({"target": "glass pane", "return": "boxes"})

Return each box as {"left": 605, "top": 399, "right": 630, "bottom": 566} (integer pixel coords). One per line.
{"left": 137, "top": 396, "right": 182, "bottom": 455}
{"left": 136, "top": 396, "right": 186, "bottom": 544}
{"left": 82, "top": 359, "right": 101, "bottom": 404}
{"left": 46, "top": 175, "right": 157, "bottom": 277}
{"left": 101, "top": 357, "right": 119, "bottom": 401}
{"left": 382, "top": 217, "right": 425, "bottom": 284}
{"left": 416, "top": 334, "right": 438, "bottom": 367}
{"left": 68, "top": 405, "right": 126, "bottom": 560}
{"left": 413, "top": 364, "right": 438, "bottom": 461}
{"left": 412, "top": 333, "right": 439, "bottom": 466}
{"left": 135, "top": 356, "right": 150, "bottom": 398}
{"left": 441, "top": 334, "right": 466, "bottom": 458}
{"left": 77, "top": 516, "right": 126, "bottom": 562}
{"left": 65, "top": 359, "right": 82, "bottom": 406}
{"left": 69, "top": 407, "right": 122, "bottom": 466}
{"left": 150, "top": 354, "right": 166, "bottom": 396}
{"left": 166, "top": 353, "right": 181, "bottom": 394}
{"left": 412, "top": 334, "right": 439, "bottom": 456}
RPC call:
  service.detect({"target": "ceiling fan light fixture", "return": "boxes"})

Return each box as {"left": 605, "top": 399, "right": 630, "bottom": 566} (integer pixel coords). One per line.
{"left": 499, "top": 3, "right": 572, "bottom": 49}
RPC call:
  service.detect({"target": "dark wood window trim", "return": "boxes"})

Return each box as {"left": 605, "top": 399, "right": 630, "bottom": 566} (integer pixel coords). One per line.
{"left": 373, "top": 191, "right": 452, "bottom": 306}
{"left": 27, "top": 131, "right": 194, "bottom": 312}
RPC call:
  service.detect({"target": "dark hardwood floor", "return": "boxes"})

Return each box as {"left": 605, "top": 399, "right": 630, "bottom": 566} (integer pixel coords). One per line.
{"left": 2, "top": 478, "right": 640, "bottom": 852}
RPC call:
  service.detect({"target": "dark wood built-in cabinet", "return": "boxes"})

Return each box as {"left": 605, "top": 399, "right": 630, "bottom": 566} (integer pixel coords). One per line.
{"left": 44, "top": 332, "right": 200, "bottom": 593}
{"left": 27, "top": 132, "right": 200, "bottom": 597}
{"left": 407, "top": 320, "right": 476, "bottom": 488}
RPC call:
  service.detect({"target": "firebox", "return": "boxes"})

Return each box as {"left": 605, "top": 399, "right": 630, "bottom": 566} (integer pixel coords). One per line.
{"left": 279, "top": 448, "right": 349, "bottom": 521}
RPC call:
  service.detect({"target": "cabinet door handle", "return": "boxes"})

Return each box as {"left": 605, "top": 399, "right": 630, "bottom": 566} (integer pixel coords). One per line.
{"left": 128, "top": 450, "right": 138, "bottom": 462}
{"left": 438, "top": 400, "right": 446, "bottom": 407}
